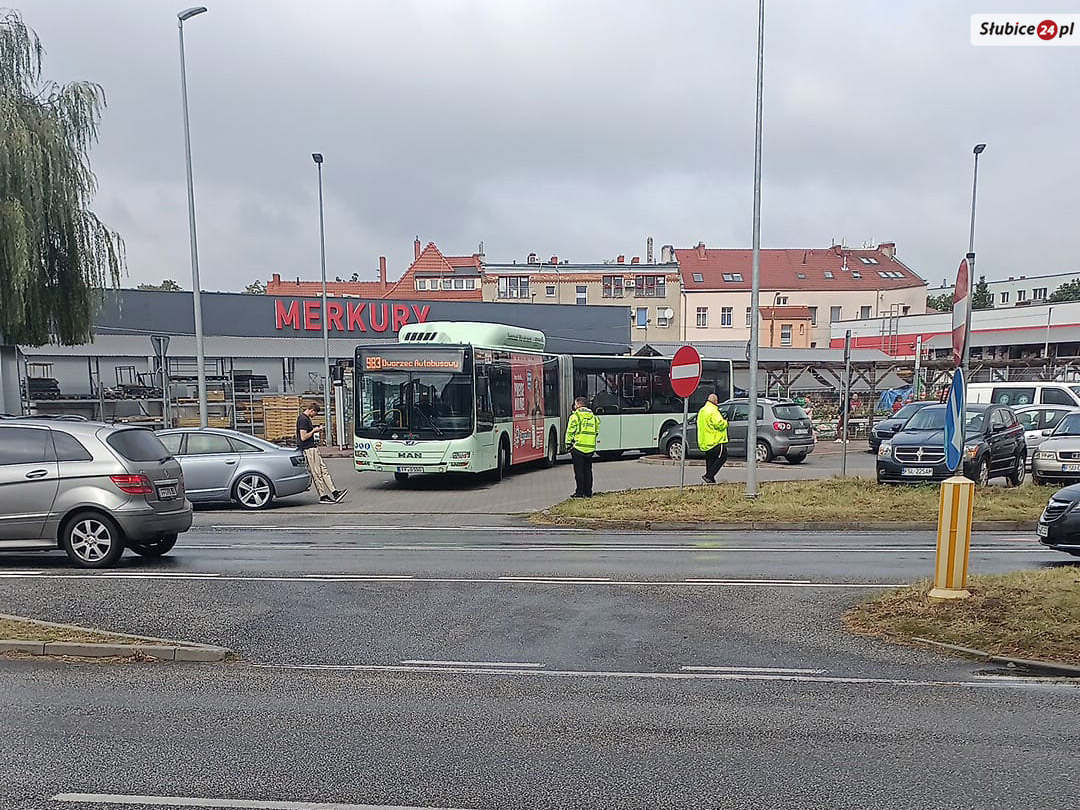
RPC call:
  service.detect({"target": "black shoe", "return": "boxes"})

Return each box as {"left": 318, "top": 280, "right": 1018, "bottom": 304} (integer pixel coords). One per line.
{"left": 701, "top": 475, "right": 716, "bottom": 484}
{"left": 332, "top": 489, "right": 348, "bottom": 503}
{"left": 319, "top": 495, "right": 333, "bottom": 504}
{"left": 571, "top": 493, "right": 586, "bottom": 499}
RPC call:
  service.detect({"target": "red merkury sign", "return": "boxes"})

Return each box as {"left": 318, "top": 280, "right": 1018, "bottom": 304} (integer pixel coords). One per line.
{"left": 274, "top": 300, "right": 431, "bottom": 334}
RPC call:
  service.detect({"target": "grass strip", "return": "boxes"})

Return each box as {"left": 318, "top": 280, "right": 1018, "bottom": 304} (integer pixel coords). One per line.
{"left": 0, "top": 616, "right": 150, "bottom": 645}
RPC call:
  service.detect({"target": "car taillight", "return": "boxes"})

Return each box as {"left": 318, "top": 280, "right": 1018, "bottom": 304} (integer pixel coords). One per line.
{"left": 291, "top": 455, "right": 305, "bottom": 467}
{"left": 773, "top": 421, "right": 792, "bottom": 431}
{"left": 110, "top": 474, "right": 154, "bottom": 494}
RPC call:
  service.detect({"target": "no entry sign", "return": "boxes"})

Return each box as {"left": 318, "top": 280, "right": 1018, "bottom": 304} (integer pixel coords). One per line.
{"left": 952, "top": 257, "right": 971, "bottom": 368}
{"left": 670, "top": 345, "right": 702, "bottom": 398}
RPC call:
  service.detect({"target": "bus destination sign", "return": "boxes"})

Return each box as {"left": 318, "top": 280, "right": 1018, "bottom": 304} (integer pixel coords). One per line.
{"left": 362, "top": 348, "right": 465, "bottom": 373}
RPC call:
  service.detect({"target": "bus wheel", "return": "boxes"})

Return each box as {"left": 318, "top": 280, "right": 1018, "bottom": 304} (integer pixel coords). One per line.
{"left": 491, "top": 439, "right": 510, "bottom": 482}
{"left": 394, "top": 471, "right": 409, "bottom": 483}
{"left": 543, "top": 429, "right": 558, "bottom": 468}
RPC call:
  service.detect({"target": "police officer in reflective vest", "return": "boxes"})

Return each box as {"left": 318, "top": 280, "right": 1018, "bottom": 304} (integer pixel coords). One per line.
{"left": 566, "top": 396, "right": 600, "bottom": 498}
{"left": 697, "top": 393, "right": 729, "bottom": 484}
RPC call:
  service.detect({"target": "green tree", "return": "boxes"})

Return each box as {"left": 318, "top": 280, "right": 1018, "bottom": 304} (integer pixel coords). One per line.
{"left": 244, "top": 279, "right": 266, "bottom": 295}
{"left": 972, "top": 275, "right": 993, "bottom": 310}
{"left": 927, "top": 293, "right": 953, "bottom": 312}
{"left": 0, "top": 9, "right": 123, "bottom": 345}
{"left": 1049, "top": 279, "right": 1080, "bottom": 303}
{"left": 137, "top": 279, "right": 182, "bottom": 291}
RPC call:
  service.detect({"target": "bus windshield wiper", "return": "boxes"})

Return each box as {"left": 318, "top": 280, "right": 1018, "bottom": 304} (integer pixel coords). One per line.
{"left": 411, "top": 406, "right": 444, "bottom": 436}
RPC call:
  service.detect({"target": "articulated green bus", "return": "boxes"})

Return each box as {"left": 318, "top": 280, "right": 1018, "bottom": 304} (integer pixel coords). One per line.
{"left": 354, "top": 322, "right": 732, "bottom": 481}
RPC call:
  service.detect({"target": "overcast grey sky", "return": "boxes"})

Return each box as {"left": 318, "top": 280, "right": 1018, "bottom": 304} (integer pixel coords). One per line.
{"left": 16, "top": 0, "right": 1080, "bottom": 290}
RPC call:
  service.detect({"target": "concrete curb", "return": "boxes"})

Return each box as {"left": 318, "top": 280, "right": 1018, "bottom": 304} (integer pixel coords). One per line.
{"left": 913, "top": 637, "right": 1080, "bottom": 678}
{"left": 533, "top": 512, "right": 1038, "bottom": 532}
{"left": 0, "top": 613, "right": 230, "bottom": 663}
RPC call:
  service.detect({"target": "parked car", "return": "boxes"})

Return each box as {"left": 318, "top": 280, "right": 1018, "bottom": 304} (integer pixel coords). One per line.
{"left": 876, "top": 403, "right": 1026, "bottom": 486}
{"left": 868, "top": 400, "right": 936, "bottom": 452}
{"left": 660, "top": 399, "right": 815, "bottom": 464}
{"left": 968, "top": 381, "right": 1080, "bottom": 408}
{"left": 1013, "top": 404, "right": 1080, "bottom": 470}
{"left": 156, "top": 428, "right": 310, "bottom": 510}
{"left": 1036, "top": 484, "right": 1080, "bottom": 557}
{"left": 1030, "top": 412, "right": 1080, "bottom": 486}
{"left": 0, "top": 420, "right": 192, "bottom": 568}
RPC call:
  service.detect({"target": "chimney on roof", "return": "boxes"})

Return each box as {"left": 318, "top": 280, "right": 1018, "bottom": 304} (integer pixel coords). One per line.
{"left": 802, "top": 251, "right": 807, "bottom": 264}
{"left": 549, "top": 255, "right": 558, "bottom": 265}
{"left": 878, "top": 242, "right": 896, "bottom": 259}
{"left": 696, "top": 241, "right": 706, "bottom": 260}
{"left": 647, "top": 237, "right": 654, "bottom": 264}
{"left": 271, "top": 273, "right": 281, "bottom": 283}
{"left": 527, "top": 252, "right": 538, "bottom": 264}
{"left": 379, "top": 256, "right": 387, "bottom": 288}
{"left": 414, "top": 237, "right": 421, "bottom": 261}
{"left": 617, "top": 254, "right": 625, "bottom": 264}
{"left": 631, "top": 256, "right": 640, "bottom": 264}
{"left": 661, "top": 244, "right": 675, "bottom": 263}
{"left": 478, "top": 241, "right": 485, "bottom": 261}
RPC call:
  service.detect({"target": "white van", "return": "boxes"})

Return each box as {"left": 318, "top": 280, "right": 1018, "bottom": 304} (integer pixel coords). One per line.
{"left": 968, "top": 382, "right": 1080, "bottom": 408}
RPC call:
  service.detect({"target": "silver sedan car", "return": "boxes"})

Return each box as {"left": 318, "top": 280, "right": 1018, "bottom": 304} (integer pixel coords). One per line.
{"left": 157, "top": 428, "right": 311, "bottom": 510}
{"left": 1031, "top": 412, "right": 1080, "bottom": 486}
{"left": 1013, "top": 404, "right": 1080, "bottom": 469}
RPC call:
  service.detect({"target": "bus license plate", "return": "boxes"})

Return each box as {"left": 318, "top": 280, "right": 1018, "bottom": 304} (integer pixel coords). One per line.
{"left": 396, "top": 466, "right": 423, "bottom": 473}
{"left": 902, "top": 467, "right": 934, "bottom": 477}
{"left": 1062, "top": 464, "right": 1080, "bottom": 473}
{"left": 157, "top": 485, "right": 178, "bottom": 500}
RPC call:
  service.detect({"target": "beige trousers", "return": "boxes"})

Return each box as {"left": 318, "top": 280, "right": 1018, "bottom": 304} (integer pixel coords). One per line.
{"left": 303, "top": 447, "right": 336, "bottom": 498}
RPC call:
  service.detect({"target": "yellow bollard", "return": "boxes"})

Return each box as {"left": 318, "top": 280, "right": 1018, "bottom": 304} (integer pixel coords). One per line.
{"left": 930, "top": 475, "right": 974, "bottom": 599}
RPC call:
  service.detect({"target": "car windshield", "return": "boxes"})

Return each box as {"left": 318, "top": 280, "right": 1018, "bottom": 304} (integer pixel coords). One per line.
{"left": 357, "top": 370, "right": 473, "bottom": 440}
{"left": 903, "top": 407, "right": 985, "bottom": 433}
{"left": 1052, "top": 413, "right": 1080, "bottom": 436}
{"left": 894, "top": 402, "right": 925, "bottom": 420}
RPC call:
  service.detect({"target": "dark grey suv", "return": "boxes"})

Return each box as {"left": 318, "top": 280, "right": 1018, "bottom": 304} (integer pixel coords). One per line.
{"left": 0, "top": 420, "right": 193, "bottom": 568}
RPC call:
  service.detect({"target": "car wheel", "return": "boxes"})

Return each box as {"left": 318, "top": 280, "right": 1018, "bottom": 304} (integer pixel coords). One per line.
{"left": 756, "top": 441, "right": 773, "bottom": 464}
{"left": 62, "top": 512, "right": 125, "bottom": 569}
{"left": 234, "top": 473, "right": 274, "bottom": 510}
{"left": 786, "top": 453, "right": 807, "bottom": 464}
{"left": 1032, "top": 472, "right": 1046, "bottom": 486}
{"left": 1006, "top": 453, "right": 1025, "bottom": 487}
{"left": 394, "top": 471, "right": 409, "bottom": 482}
{"left": 129, "top": 533, "right": 178, "bottom": 557}
{"left": 666, "top": 437, "right": 684, "bottom": 461}
{"left": 542, "top": 429, "right": 558, "bottom": 468}
{"left": 975, "top": 458, "right": 990, "bottom": 487}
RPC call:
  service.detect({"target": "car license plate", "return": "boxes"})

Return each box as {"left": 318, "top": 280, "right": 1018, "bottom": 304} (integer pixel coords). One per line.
{"left": 902, "top": 467, "right": 934, "bottom": 477}
{"left": 1062, "top": 464, "right": 1080, "bottom": 473}
{"left": 794, "top": 428, "right": 809, "bottom": 436}
{"left": 1037, "top": 524, "right": 1049, "bottom": 537}
{"left": 157, "top": 485, "right": 178, "bottom": 500}
{"left": 396, "top": 466, "right": 423, "bottom": 473}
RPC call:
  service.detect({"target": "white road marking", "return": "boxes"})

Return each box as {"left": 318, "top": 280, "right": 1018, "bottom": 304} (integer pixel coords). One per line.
{"left": 0, "top": 571, "right": 899, "bottom": 589}
{"left": 401, "top": 659, "right": 545, "bottom": 668}
{"left": 198, "top": 525, "right": 590, "bottom": 534}
{"left": 174, "top": 542, "right": 1038, "bottom": 554}
{"left": 681, "top": 665, "right": 827, "bottom": 674}
{"left": 52, "top": 794, "right": 474, "bottom": 809}
{"left": 249, "top": 662, "right": 1066, "bottom": 691}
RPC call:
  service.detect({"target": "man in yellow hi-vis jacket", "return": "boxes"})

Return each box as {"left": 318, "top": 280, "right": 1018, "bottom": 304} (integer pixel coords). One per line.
{"left": 566, "top": 396, "right": 600, "bottom": 497}
{"left": 696, "top": 393, "right": 729, "bottom": 484}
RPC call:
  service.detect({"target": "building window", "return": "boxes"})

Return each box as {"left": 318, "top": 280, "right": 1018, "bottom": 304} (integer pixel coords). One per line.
{"left": 497, "top": 276, "right": 530, "bottom": 299}
{"left": 415, "top": 279, "right": 427, "bottom": 290}
{"left": 442, "top": 278, "right": 453, "bottom": 290}
{"left": 830, "top": 305, "right": 842, "bottom": 323}
{"left": 576, "top": 285, "right": 587, "bottom": 306}
{"left": 721, "top": 307, "right": 733, "bottom": 327}
{"left": 745, "top": 307, "right": 753, "bottom": 326}
{"left": 860, "top": 305, "right": 872, "bottom": 319}
{"left": 808, "top": 306, "right": 817, "bottom": 326}
{"left": 851, "top": 270, "right": 862, "bottom": 279}
{"left": 1018, "top": 290, "right": 1028, "bottom": 302}
{"left": 780, "top": 324, "right": 793, "bottom": 346}
{"left": 1034, "top": 287, "right": 1047, "bottom": 300}
{"left": 465, "top": 279, "right": 476, "bottom": 290}
{"left": 635, "top": 307, "right": 648, "bottom": 328}
{"left": 859, "top": 256, "right": 880, "bottom": 265}
{"left": 656, "top": 307, "right": 670, "bottom": 327}
{"left": 602, "top": 275, "right": 624, "bottom": 298}
{"left": 692, "top": 273, "right": 704, "bottom": 283}
{"left": 902, "top": 305, "right": 910, "bottom": 315}
{"left": 545, "top": 285, "right": 556, "bottom": 297}
{"left": 775, "top": 296, "right": 788, "bottom": 305}
{"left": 453, "top": 278, "right": 465, "bottom": 290}
{"left": 696, "top": 307, "right": 708, "bottom": 328}
{"left": 720, "top": 272, "right": 744, "bottom": 282}
{"left": 634, "top": 274, "right": 666, "bottom": 298}
{"left": 824, "top": 271, "right": 834, "bottom": 279}
{"left": 1000, "top": 291, "right": 1009, "bottom": 304}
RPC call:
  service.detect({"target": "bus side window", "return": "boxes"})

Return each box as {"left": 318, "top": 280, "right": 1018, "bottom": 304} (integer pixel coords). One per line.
{"left": 543, "top": 358, "right": 561, "bottom": 417}
{"left": 476, "top": 376, "right": 494, "bottom": 432}
{"left": 489, "top": 362, "right": 513, "bottom": 418}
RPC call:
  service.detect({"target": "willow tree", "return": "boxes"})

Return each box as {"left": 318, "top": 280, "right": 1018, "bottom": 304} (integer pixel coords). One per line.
{"left": 0, "top": 8, "right": 123, "bottom": 346}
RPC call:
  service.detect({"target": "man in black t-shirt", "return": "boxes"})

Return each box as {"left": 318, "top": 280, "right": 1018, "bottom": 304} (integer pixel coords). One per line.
{"left": 297, "top": 402, "right": 347, "bottom": 504}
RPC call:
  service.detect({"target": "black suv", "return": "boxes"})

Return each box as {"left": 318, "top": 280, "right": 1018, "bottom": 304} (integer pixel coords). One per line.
{"left": 876, "top": 403, "right": 1026, "bottom": 486}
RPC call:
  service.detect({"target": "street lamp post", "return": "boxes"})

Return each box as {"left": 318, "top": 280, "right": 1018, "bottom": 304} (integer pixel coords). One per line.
{"left": 177, "top": 6, "right": 209, "bottom": 427}
{"left": 962, "top": 143, "right": 986, "bottom": 377}
{"left": 746, "top": 0, "right": 766, "bottom": 499}
{"left": 312, "top": 153, "right": 331, "bottom": 444}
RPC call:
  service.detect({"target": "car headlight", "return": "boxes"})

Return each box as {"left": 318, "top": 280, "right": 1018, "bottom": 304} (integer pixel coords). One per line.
{"left": 963, "top": 445, "right": 980, "bottom": 460}
{"left": 1035, "top": 450, "right": 1056, "bottom": 460}
{"left": 878, "top": 442, "right": 892, "bottom": 457}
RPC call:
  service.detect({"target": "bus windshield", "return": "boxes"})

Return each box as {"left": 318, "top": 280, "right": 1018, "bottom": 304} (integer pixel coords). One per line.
{"left": 357, "top": 370, "right": 473, "bottom": 439}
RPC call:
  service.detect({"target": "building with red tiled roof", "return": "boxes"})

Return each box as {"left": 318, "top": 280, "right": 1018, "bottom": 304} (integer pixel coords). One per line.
{"left": 676, "top": 241, "right": 927, "bottom": 346}
{"left": 266, "top": 239, "right": 483, "bottom": 302}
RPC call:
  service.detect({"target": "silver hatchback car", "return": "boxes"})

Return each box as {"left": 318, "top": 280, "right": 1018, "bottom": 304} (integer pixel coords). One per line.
{"left": 0, "top": 419, "right": 193, "bottom": 568}
{"left": 156, "top": 428, "right": 311, "bottom": 510}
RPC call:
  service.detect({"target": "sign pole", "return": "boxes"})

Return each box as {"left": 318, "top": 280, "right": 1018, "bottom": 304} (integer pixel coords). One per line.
{"left": 679, "top": 395, "right": 689, "bottom": 494}
{"left": 840, "top": 329, "right": 851, "bottom": 478}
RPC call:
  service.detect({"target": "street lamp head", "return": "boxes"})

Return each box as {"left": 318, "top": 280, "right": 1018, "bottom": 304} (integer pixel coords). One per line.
{"left": 312, "top": 153, "right": 324, "bottom": 164}
{"left": 178, "top": 7, "right": 208, "bottom": 21}
{"left": 973, "top": 143, "right": 987, "bottom": 155}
